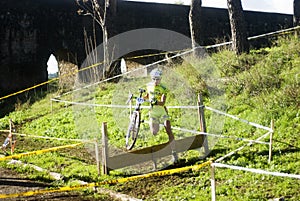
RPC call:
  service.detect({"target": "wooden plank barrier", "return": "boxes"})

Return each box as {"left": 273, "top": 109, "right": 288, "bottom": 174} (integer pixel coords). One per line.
{"left": 102, "top": 132, "right": 204, "bottom": 173}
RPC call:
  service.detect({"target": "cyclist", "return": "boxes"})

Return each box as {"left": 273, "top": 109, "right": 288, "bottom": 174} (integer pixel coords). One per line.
{"left": 144, "top": 68, "right": 178, "bottom": 163}
{"left": 1, "top": 119, "right": 17, "bottom": 155}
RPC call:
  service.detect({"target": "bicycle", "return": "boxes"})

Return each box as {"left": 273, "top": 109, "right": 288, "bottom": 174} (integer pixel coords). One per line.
{"left": 125, "top": 88, "right": 150, "bottom": 150}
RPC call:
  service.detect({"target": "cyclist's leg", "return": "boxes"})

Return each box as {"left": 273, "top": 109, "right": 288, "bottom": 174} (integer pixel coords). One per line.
{"left": 149, "top": 107, "right": 160, "bottom": 135}
{"left": 149, "top": 118, "right": 159, "bottom": 135}
{"left": 164, "top": 119, "right": 174, "bottom": 142}
{"left": 164, "top": 118, "right": 178, "bottom": 163}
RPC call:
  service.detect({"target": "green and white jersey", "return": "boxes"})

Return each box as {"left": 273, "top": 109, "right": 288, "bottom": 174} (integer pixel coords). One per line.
{"left": 146, "top": 82, "right": 168, "bottom": 102}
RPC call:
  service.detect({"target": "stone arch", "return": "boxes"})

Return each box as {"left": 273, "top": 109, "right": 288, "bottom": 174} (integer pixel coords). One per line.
{"left": 50, "top": 48, "right": 79, "bottom": 93}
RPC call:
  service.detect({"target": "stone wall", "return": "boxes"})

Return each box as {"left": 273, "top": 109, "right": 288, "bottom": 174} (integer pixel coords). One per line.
{"left": 0, "top": 0, "right": 293, "bottom": 96}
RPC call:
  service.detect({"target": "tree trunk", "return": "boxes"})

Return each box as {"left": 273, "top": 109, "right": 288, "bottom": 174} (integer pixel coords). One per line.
{"left": 102, "top": 0, "right": 117, "bottom": 78}
{"left": 227, "top": 0, "right": 249, "bottom": 54}
{"left": 189, "top": 0, "right": 202, "bottom": 53}
{"left": 294, "top": 0, "right": 300, "bottom": 26}
{"left": 294, "top": 0, "right": 300, "bottom": 36}
{"left": 76, "top": 0, "right": 118, "bottom": 79}
{"left": 102, "top": 25, "right": 109, "bottom": 79}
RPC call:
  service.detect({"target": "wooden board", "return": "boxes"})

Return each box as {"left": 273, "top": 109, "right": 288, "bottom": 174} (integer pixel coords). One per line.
{"left": 107, "top": 134, "right": 204, "bottom": 170}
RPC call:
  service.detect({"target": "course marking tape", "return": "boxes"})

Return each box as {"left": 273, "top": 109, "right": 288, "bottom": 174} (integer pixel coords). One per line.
{"left": 0, "top": 79, "right": 57, "bottom": 101}
{"left": 51, "top": 98, "right": 200, "bottom": 109}
{"left": 50, "top": 98, "right": 272, "bottom": 132}
{"left": 171, "top": 126, "right": 270, "bottom": 145}
{"left": 0, "top": 160, "right": 212, "bottom": 199}
{"left": 10, "top": 132, "right": 94, "bottom": 143}
{"left": 1, "top": 25, "right": 299, "bottom": 102}
{"left": 0, "top": 143, "right": 83, "bottom": 161}
{"left": 205, "top": 106, "right": 273, "bottom": 132}
{"left": 213, "top": 162, "right": 300, "bottom": 179}
{"left": 215, "top": 132, "right": 270, "bottom": 163}
{"left": 54, "top": 48, "right": 193, "bottom": 99}
{"left": 50, "top": 98, "right": 271, "bottom": 145}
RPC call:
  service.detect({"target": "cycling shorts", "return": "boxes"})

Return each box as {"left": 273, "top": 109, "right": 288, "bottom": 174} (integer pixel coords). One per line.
{"left": 149, "top": 105, "right": 169, "bottom": 124}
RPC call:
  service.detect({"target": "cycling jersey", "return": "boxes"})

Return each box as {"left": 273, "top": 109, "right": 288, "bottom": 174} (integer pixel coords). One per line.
{"left": 146, "top": 82, "right": 170, "bottom": 124}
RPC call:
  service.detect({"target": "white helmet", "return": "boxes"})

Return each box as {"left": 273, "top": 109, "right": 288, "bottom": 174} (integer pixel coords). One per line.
{"left": 150, "top": 68, "right": 162, "bottom": 79}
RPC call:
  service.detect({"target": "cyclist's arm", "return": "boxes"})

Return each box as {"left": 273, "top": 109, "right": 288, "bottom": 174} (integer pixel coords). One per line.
{"left": 143, "top": 93, "right": 149, "bottom": 100}
{"left": 156, "top": 93, "right": 166, "bottom": 106}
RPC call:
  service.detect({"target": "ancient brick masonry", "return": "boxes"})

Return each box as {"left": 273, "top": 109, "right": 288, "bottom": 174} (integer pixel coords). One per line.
{"left": 0, "top": 0, "right": 293, "bottom": 97}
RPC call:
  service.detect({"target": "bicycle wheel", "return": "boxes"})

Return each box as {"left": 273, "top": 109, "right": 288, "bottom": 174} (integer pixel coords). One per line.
{"left": 126, "top": 111, "right": 140, "bottom": 150}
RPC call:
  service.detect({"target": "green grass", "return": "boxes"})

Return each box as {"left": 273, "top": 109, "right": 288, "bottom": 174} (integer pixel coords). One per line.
{"left": 0, "top": 35, "right": 299, "bottom": 200}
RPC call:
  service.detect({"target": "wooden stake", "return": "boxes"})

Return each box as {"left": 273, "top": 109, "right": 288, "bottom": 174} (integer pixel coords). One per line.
{"left": 268, "top": 119, "right": 274, "bottom": 163}
{"left": 198, "top": 93, "right": 209, "bottom": 154}
{"left": 95, "top": 138, "right": 100, "bottom": 176}
{"left": 210, "top": 164, "right": 216, "bottom": 201}
{"left": 51, "top": 99, "right": 53, "bottom": 114}
{"left": 9, "top": 119, "right": 17, "bottom": 154}
{"left": 102, "top": 122, "right": 109, "bottom": 175}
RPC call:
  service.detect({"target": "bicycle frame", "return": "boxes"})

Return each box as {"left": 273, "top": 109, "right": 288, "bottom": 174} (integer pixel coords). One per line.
{"left": 125, "top": 88, "right": 146, "bottom": 150}
{"left": 127, "top": 88, "right": 146, "bottom": 115}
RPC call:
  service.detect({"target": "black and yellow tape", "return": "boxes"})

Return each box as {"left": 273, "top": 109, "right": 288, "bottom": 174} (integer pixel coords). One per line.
{"left": 0, "top": 160, "right": 212, "bottom": 199}
{"left": 0, "top": 48, "right": 188, "bottom": 102}
{"left": 0, "top": 143, "right": 83, "bottom": 161}
{"left": 2, "top": 26, "right": 300, "bottom": 102}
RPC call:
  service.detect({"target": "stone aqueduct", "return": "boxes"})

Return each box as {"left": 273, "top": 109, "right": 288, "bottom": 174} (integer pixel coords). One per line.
{"left": 0, "top": 0, "right": 293, "bottom": 96}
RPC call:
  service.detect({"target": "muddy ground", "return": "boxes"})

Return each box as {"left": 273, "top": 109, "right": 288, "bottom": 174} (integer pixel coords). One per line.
{"left": 0, "top": 167, "right": 117, "bottom": 201}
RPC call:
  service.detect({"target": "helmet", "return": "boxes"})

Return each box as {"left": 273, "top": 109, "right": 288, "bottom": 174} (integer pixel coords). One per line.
{"left": 150, "top": 68, "right": 162, "bottom": 79}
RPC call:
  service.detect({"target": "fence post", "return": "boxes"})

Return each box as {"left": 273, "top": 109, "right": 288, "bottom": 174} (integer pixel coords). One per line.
{"left": 9, "top": 119, "right": 17, "bottom": 155}
{"left": 268, "top": 119, "right": 274, "bottom": 163}
{"left": 210, "top": 163, "right": 216, "bottom": 201}
{"left": 9, "top": 119, "right": 12, "bottom": 154}
{"left": 102, "top": 122, "right": 109, "bottom": 175}
{"left": 50, "top": 99, "right": 53, "bottom": 114}
{"left": 198, "top": 93, "right": 209, "bottom": 155}
{"left": 94, "top": 138, "right": 100, "bottom": 176}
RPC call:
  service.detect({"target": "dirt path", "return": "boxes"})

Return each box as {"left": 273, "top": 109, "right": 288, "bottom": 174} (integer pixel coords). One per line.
{"left": 0, "top": 167, "right": 51, "bottom": 200}
{"left": 0, "top": 167, "right": 115, "bottom": 201}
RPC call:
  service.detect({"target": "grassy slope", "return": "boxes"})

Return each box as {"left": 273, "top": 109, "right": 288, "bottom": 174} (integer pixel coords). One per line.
{"left": 0, "top": 36, "right": 299, "bottom": 200}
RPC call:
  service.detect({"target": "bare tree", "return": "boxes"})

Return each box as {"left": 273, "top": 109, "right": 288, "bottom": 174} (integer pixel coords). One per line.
{"left": 227, "top": 0, "right": 249, "bottom": 54}
{"left": 76, "top": 0, "right": 117, "bottom": 79}
{"left": 189, "top": 0, "right": 202, "bottom": 54}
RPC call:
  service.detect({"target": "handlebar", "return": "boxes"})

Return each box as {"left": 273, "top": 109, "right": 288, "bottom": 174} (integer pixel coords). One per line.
{"left": 138, "top": 88, "right": 146, "bottom": 93}
{"left": 126, "top": 88, "right": 153, "bottom": 107}
{"left": 126, "top": 88, "right": 146, "bottom": 104}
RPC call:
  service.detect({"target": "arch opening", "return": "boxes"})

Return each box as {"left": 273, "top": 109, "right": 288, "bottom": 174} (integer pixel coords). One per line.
{"left": 47, "top": 54, "right": 59, "bottom": 79}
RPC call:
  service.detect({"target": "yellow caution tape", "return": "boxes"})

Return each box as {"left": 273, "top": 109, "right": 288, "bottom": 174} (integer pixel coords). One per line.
{"left": 11, "top": 132, "right": 94, "bottom": 144}
{"left": 0, "top": 160, "right": 212, "bottom": 199}
{"left": 2, "top": 25, "right": 300, "bottom": 102}
{"left": 0, "top": 48, "right": 187, "bottom": 102}
{"left": 0, "top": 79, "right": 57, "bottom": 101}
{"left": 0, "top": 143, "right": 83, "bottom": 161}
